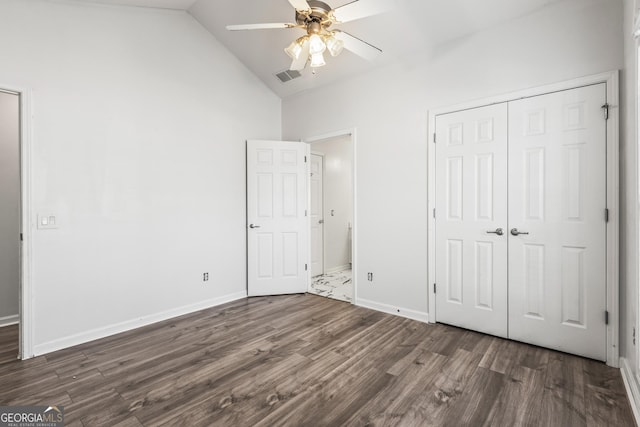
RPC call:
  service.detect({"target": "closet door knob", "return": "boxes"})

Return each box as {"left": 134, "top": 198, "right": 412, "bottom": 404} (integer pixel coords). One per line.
{"left": 510, "top": 228, "right": 529, "bottom": 236}
{"left": 249, "top": 224, "right": 261, "bottom": 229}
{"left": 486, "top": 228, "right": 504, "bottom": 236}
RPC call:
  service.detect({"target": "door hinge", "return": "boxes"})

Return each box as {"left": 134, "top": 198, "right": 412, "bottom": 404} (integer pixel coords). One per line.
{"left": 305, "top": 210, "right": 308, "bottom": 217}
{"left": 433, "top": 283, "right": 437, "bottom": 294}
{"left": 605, "top": 310, "right": 609, "bottom": 325}
{"left": 602, "top": 103, "right": 610, "bottom": 120}
{"left": 605, "top": 208, "right": 609, "bottom": 222}
{"left": 304, "top": 155, "right": 307, "bottom": 163}
{"left": 20, "top": 233, "right": 23, "bottom": 241}
{"left": 433, "top": 133, "right": 437, "bottom": 143}
{"left": 433, "top": 208, "right": 436, "bottom": 219}
{"left": 305, "top": 264, "right": 308, "bottom": 271}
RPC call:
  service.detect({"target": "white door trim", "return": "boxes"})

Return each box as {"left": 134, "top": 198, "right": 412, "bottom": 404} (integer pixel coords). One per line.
{"left": 0, "top": 83, "right": 34, "bottom": 359}
{"left": 310, "top": 151, "right": 325, "bottom": 278}
{"left": 303, "top": 128, "right": 357, "bottom": 304}
{"left": 427, "top": 70, "right": 620, "bottom": 367}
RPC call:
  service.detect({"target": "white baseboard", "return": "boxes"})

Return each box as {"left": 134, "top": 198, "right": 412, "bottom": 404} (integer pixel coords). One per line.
{"left": 620, "top": 357, "right": 640, "bottom": 425}
{"left": 0, "top": 314, "right": 19, "bottom": 327}
{"left": 33, "top": 291, "right": 247, "bottom": 356}
{"left": 326, "top": 264, "right": 351, "bottom": 274}
{"left": 356, "top": 298, "right": 429, "bottom": 323}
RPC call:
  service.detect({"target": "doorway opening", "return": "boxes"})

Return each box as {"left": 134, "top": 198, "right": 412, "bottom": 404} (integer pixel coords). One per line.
{"left": 306, "top": 132, "right": 354, "bottom": 303}
{"left": 0, "top": 89, "right": 21, "bottom": 364}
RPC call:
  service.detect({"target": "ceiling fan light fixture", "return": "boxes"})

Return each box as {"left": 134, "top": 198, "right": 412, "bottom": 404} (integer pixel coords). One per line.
{"left": 308, "top": 33, "right": 326, "bottom": 55}
{"left": 325, "top": 35, "right": 344, "bottom": 57}
{"left": 228, "top": 0, "right": 388, "bottom": 74}
{"left": 284, "top": 37, "right": 305, "bottom": 59}
{"left": 310, "top": 52, "right": 326, "bottom": 68}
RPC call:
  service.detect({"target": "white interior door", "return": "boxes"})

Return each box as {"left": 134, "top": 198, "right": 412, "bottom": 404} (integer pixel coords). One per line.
{"left": 508, "top": 84, "right": 607, "bottom": 360}
{"left": 0, "top": 91, "right": 20, "bottom": 327}
{"left": 310, "top": 153, "right": 324, "bottom": 277}
{"left": 247, "top": 140, "right": 309, "bottom": 297}
{"left": 435, "top": 103, "right": 509, "bottom": 338}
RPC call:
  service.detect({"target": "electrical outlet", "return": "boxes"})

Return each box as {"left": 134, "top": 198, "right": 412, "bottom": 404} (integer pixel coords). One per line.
{"left": 367, "top": 272, "right": 373, "bottom": 282}
{"left": 203, "top": 272, "right": 209, "bottom": 281}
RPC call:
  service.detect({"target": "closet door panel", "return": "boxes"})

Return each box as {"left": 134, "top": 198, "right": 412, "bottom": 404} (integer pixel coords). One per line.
{"left": 507, "top": 84, "right": 607, "bottom": 361}
{"left": 434, "top": 103, "right": 509, "bottom": 338}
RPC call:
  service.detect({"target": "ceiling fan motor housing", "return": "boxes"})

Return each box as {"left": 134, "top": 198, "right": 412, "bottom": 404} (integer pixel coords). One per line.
{"left": 296, "top": 0, "right": 333, "bottom": 33}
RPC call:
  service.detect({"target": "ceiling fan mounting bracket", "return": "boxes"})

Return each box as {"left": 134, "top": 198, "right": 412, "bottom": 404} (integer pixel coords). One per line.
{"left": 295, "top": 0, "right": 333, "bottom": 29}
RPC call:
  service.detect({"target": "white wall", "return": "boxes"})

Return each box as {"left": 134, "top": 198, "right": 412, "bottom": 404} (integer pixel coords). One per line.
{"left": 0, "top": 0, "right": 281, "bottom": 354}
{"left": 311, "top": 136, "right": 353, "bottom": 272}
{"left": 0, "top": 91, "right": 20, "bottom": 324}
{"left": 283, "top": 0, "right": 624, "bottom": 317}
{"left": 621, "top": 0, "right": 639, "bottom": 409}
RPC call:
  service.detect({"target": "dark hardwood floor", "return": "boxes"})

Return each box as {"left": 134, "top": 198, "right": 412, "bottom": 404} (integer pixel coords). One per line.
{"left": 0, "top": 324, "right": 18, "bottom": 366}
{"left": 0, "top": 294, "right": 634, "bottom": 426}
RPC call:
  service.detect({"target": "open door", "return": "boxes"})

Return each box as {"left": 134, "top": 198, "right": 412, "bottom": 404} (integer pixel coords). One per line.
{"left": 247, "top": 140, "right": 309, "bottom": 296}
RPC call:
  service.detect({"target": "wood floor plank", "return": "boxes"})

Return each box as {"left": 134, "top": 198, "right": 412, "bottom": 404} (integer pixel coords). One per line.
{"left": 0, "top": 354, "right": 48, "bottom": 380}
{"left": 442, "top": 366, "right": 505, "bottom": 427}
{"left": 346, "top": 349, "right": 450, "bottom": 426}
{"left": 583, "top": 358, "right": 636, "bottom": 427}
{"left": 246, "top": 317, "right": 416, "bottom": 426}
{"left": 488, "top": 365, "right": 547, "bottom": 426}
{"left": 66, "top": 388, "right": 132, "bottom": 426}
{"left": 539, "top": 352, "right": 586, "bottom": 427}
{"left": 0, "top": 324, "right": 18, "bottom": 366}
{"left": 112, "top": 416, "right": 144, "bottom": 427}
{"left": 107, "top": 322, "right": 277, "bottom": 389}
{"left": 411, "top": 347, "right": 483, "bottom": 425}
{"left": 135, "top": 338, "right": 312, "bottom": 425}
{"left": 184, "top": 353, "right": 312, "bottom": 426}
{"left": 298, "top": 308, "right": 385, "bottom": 360}
{"left": 313, "top": 323, "right": 429, "bottom": 426}
{"left": 0, "top": 294, "right": 634, "bottom": 426}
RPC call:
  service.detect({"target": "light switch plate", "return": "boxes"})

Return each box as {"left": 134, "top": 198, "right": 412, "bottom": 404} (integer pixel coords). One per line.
{"left": 37, "top": 214, "right": 58, "bottom": 229}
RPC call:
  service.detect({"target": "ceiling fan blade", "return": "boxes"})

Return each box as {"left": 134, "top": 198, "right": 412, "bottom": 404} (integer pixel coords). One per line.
{"left": 332, "top": 0, "right": 395, "bottom": 23}
{"left": 288, "top": 0, "right": 311, "bottom": 11}
{"left": 226, "top": 23, "right": 297, "bottom": 31}
{"left": 333, "top": 30, "right": 382, "bottom": 61}
{"left": 290, "top": 39, "right": 310, "bottom": 71}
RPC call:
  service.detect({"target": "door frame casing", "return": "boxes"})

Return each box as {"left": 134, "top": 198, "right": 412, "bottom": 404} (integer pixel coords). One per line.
{"left": 0, "top": 84, "right": 34, "bottom": 359}
{"left": 309, "top": 151, "right": 325, "bottom": 279}
{"left": 303, "top": 129, "right": 357, "bottom": 304}
{"left": 427, "top": 70, "right": 620, "bottom": 367}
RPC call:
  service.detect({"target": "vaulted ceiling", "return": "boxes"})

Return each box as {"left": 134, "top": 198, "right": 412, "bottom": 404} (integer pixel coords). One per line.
{"left": 81, "top": 0, "right": 566, "bottom": 98}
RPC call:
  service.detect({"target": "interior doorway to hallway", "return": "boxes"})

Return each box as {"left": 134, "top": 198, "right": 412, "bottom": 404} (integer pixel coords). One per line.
{"left": 307, "top": 133, "right": 354, "bottom": 303}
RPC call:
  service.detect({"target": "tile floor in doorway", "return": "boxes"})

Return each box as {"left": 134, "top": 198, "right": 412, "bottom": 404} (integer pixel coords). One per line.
{"left": 309, "top": 268, "right": 352, "bottom": 303}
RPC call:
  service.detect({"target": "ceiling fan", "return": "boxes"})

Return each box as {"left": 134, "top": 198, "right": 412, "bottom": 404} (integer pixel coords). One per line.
{"left": 226, "top": 0, "right": 393, "bottom": 72}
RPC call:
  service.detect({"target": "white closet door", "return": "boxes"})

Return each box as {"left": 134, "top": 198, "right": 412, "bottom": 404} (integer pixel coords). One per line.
{"left": 435, "top": 103, "right": 509, "bottom": 338}
{"left": 508, "top": 84, "right": 607, "bottom": 361}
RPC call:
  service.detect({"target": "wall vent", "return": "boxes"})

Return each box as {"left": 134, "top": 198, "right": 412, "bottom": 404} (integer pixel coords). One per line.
{"left": 275, "top": 69, "right": 302, "bottom": 83}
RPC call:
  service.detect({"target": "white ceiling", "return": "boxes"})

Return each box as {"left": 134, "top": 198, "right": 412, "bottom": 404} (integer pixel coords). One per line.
{"left": 81, "top": 0, "right": 566, "bottom": 98}
{"left": 79, "top": 0, "right": 198, "bottom": 10}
